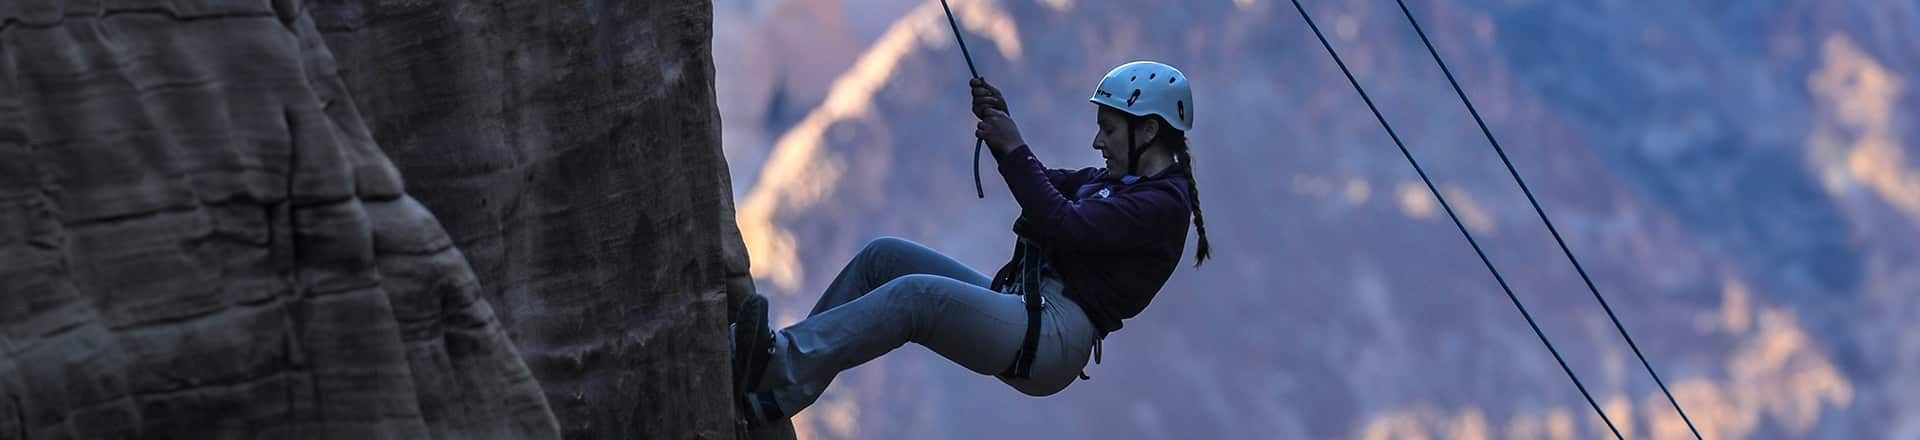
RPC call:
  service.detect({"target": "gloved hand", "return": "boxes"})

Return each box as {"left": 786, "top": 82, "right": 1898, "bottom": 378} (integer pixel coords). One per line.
{"left": 971, "top": 78, "right": 1024, "bottom": 155}
{"left": 976, "top": 108, "right": 1025, "bottom": 156}
{"left": 971, "top": 78, "right": 1008, "bottom": 117}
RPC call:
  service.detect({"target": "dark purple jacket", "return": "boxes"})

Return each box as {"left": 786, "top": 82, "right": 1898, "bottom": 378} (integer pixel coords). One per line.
{"left": 990, "top": 145, "right": 1192, "bottom": 335}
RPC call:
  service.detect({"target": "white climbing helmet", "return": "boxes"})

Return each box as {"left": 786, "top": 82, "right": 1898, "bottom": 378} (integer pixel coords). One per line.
{"left": 1089, "top": 61, "right": 1193, "bottom": 132}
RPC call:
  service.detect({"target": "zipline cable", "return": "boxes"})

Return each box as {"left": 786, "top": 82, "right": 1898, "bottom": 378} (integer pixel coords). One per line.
{"left": 1390, "top": 1, "right": 1701, "bottom": 437}
{"left": 1287, "top": 1, "right": 1623, "bottom": 438}
{"left": 937, "top": 0, "right": 988, "bottom": 198}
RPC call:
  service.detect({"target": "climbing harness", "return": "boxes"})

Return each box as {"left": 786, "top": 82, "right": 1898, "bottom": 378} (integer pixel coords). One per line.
{"left": 1290, "top": 1, "right": 1700, "bottom": 439}
{"left": 993, "top": 217, "right": 1049, "bottom": 379}
{"left": 1387, "top": 1, "right": 1700, "bottom": 437}
{"left": 937, "top": 0, "right": 989, "bottom": 199}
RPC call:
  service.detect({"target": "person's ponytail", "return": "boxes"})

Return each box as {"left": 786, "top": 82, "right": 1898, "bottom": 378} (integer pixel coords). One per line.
{"left": 1165, "top": 134, "right": 1211, "bottom": 267}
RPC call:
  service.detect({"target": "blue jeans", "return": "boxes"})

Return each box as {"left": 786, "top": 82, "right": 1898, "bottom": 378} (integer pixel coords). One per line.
{"left": 750, "top": 237, "right": 1097, "bottom": 417}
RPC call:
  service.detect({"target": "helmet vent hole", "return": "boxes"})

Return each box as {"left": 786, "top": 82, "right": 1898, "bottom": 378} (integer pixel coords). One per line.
{"left": 1130, "top": 76, "right": 1137, "bottom": 81}
{"left": 1149, "top": 73, "right": 1157, "bottom": 79}
{"left": 1169, "top": 76, "right": 1177, "bottom": 84}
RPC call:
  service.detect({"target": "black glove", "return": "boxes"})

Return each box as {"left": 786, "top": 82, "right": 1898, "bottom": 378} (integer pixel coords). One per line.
{"left": 971, "top": 78, "right": 1023, "bottom": 155}
{"left": 971, "top": 77, "right": 1009, "bottom": 117}
{"left": 975, "top": 108, "right": 1025, "bottom": 156}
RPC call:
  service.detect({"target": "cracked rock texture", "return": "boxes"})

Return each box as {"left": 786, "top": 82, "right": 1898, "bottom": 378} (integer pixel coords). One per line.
{"left": 307, "top": 0, "right": 771, "bottom": 437}
{"left": 0, "top": 0, "right": 557, "bottom": 438}
{"left": 1, "top": 0, "right": 757, "bottom": 438}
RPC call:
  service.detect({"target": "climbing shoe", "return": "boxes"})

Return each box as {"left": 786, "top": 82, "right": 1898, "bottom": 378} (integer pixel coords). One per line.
{"left": 730, "top": 294, "right": 777, "bottom": 424}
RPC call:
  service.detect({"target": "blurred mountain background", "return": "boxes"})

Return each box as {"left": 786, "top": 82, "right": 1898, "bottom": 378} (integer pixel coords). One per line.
{"left": 714, "top": 0, "right": 1920, "bottom": 438}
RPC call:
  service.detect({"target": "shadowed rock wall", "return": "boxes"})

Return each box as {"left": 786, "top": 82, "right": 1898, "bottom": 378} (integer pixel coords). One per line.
{"left": 0, "top": 0, "right": 557, "bottom": 438}
{"left": 307, "top": 0, "right": 779, "bottom": 438}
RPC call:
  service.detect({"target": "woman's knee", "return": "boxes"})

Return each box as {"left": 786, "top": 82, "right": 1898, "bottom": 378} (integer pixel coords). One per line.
{"left": 873, "top": 274, "right": 981, "bottom": 311}
{"left": 856, "top": 236, "right": 936, "bottom": 280}
{"left": 853, "top": 237, "right": 905, "bottom": 274}
{"left": 859, "top": 236, "right": 915, "bottom": 260}
{"left": 877, "top": 273, "right": 949, "bottom": 296}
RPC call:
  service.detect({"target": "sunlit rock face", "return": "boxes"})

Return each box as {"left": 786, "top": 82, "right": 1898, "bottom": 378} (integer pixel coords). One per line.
{"left": 728, "top": 0, "right": 1920, "bottom": 438}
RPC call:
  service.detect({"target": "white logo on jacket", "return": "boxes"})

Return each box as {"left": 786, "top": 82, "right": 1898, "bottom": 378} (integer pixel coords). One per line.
{"left": 1095, "top": 187, "right": 1112, "bottom": 199}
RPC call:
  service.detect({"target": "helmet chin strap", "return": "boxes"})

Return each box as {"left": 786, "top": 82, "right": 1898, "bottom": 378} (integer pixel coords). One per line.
{"left": 1124, "top": 118, "right": 1154, "bottom": 179}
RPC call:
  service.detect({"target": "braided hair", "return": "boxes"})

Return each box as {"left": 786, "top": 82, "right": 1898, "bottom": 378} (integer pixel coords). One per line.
{"left": 1163, "top": 132, "right": 1211, "bottom": 267}
{"left": 1134, "top": 115, "right": 1212, "bottom": 267}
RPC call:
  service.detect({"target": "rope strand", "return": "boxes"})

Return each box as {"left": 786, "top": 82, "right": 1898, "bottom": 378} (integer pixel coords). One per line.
{"left": 1390, "top": 1, "right": 1700, "bottom": 437}
{"left": 937, "top": 0, "right": 988, "bottom": 199}
{"left": 1288, "top": 1, "right": 1623, "bottom": 438}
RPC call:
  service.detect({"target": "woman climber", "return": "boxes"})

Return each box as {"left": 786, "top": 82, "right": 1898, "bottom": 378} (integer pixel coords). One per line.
{"left": 730, "top": 61, "right": 1213, "bottom": 426}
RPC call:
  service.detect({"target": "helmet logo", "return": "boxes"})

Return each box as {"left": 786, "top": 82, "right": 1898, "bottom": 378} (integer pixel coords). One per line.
{"left": 1096, "top": 89, "right": 1112, "bottom": 99}
{"left": 1126, "top": 89, "right": 1141, "bottom": 107}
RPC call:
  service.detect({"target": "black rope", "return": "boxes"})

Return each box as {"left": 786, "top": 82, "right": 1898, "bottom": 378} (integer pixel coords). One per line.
{"left": 1390, "top": 1, "right": 1701, "bottom": 438}
{"left": 1286, "top": 1, "right": 1624, "bottom": 438}
{"left": 937, "top": 0, "right": 987, "bottom": 198}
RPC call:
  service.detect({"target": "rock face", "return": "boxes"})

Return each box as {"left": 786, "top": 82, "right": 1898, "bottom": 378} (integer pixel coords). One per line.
{"left": 306, "top": 0, "right": 773, "bottom": 438}
{"left": 1, "top": 0, "right": 758, "bottom": 438}
{"left": 0, "top": 0, "right": 556, "bottom": 438}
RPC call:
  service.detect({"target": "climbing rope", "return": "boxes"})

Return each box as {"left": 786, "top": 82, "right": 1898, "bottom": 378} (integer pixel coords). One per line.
{"left": 1389, "top": 1, "right": 1700, "bottom": 437}
{"left": 937, "top": 0, "right": 988, "bottom": 198}
{"left": 1286, "top": 1, "right": 1624, "bottom": 438}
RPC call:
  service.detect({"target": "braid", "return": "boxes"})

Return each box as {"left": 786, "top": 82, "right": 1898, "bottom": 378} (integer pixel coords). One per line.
{"left": 1169, "top": 136, "right": 1211, "bottom": 267}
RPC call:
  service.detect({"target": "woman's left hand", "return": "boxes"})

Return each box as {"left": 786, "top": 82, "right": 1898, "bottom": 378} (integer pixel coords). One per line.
{"left": 976, "top": 108, "right": 1025, "bottom": 155}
